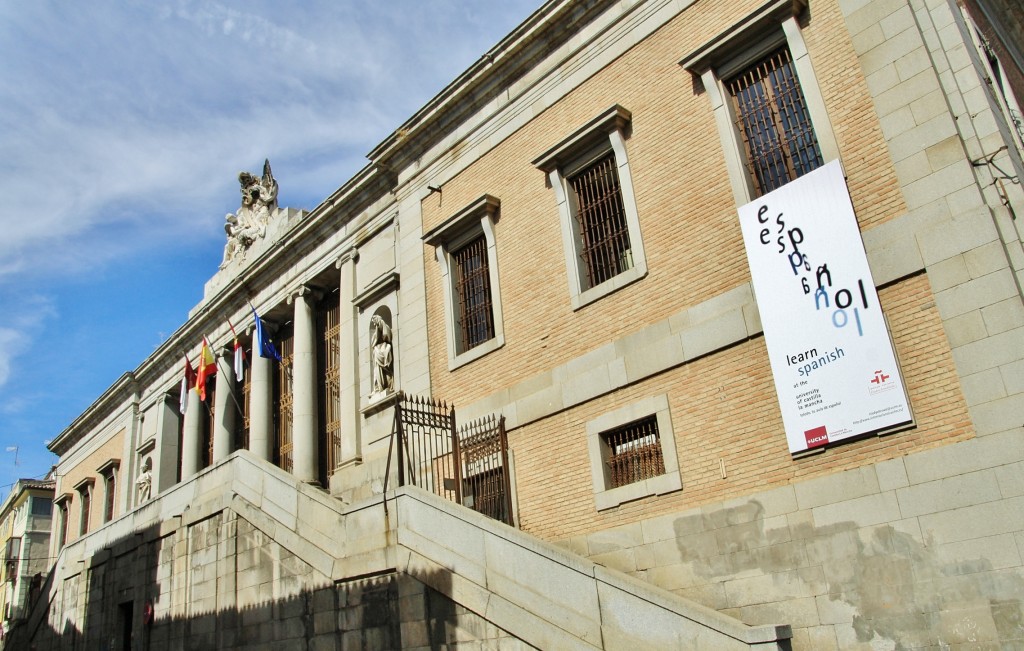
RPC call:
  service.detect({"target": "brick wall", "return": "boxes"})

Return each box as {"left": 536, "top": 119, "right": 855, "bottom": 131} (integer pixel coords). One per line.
{"left": 421, "top": 0, "right": 905, "bottom": 412}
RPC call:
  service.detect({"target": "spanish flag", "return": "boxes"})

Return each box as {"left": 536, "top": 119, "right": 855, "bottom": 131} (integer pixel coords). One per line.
{"left": 196, "top": 337, "right": 217, "bottom": 402}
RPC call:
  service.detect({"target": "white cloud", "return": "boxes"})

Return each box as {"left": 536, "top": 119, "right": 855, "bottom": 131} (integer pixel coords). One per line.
{"left": 0, "top": 1, "right": 538, "bottom": 284}
{"left": 0, "top": 295, "right": 56, "bottom": 391}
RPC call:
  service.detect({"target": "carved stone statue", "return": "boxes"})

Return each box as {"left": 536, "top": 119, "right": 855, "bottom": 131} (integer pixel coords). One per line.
{"left": 136, "top": 457, "right": 153, "bottom": 503}
{"left": 220, "top": 159, "right": 280, "bottom": 268}
{"left": 370, "top": 314, "right": 394, "bottom": 396}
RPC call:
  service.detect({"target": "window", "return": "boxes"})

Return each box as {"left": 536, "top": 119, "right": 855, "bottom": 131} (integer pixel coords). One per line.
{"left": 452, "top": 234, "right": 496, "bottom": 352}
{"left": 74, "top": 479, "right": 94, "bottom": 536}
{"left": 54, "top": 495, "right": 71, "bottom": 549}
{"left": 726, "top": 45, "right": 823, "bottom": 196}
{"left": 318, "top": 290, "right": 342, "bottom": 483}
{"left": 104, "top": 473, "right": 116, "bottom": 523}
{"left": 586, "top": 395, "right": 681, "bottom": 510}
{"left": 423, "top": 194, "right": 506, "bottom": 369}
{"left": 680, "top": 0, "right": 840, "bottom": 204}
{"left": 567, "top": 151, "right": 634, "bottom": 288}
{"left": 98, "top": 459, "right": 120, "bottom": 524}
{"left": 533, "top": 105, "right": 647, "bottom": 309}
{"left": 602, "top": 415, "right": 666, "bottom": 489}
{"left": 30, "top": 496, "right": 52, "bottom": 517}
{"left": 275, "top": 326, "right": 295, "bottom": 473}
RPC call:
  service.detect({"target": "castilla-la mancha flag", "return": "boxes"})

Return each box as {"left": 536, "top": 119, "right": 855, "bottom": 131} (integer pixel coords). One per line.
{"left": 179, "top": 354, "right": 196, "bottom": 414}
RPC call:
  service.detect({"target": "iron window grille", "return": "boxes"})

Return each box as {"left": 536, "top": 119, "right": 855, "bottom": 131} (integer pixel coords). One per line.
{"left": 452, "top": 234, "right": 496, "bottom": 353}
{"left": 319, "top": 297, "right": 342, "bottom": 476}
{"left": 568, "top": 151, "right": 633, "bottom": 290}
{"left": 602, "top": 415, "right": 665, "bottom": 489}
{"left": 726, "top": 45, "right": 823, "bottom": 196}
{"left": 276, "top": 332, "right": 295, "bottom": 473}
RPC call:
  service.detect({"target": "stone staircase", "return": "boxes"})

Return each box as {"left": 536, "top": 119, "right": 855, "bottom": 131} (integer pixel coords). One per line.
{"left": 12, "top": 451, "right": 791, "bottom": 650}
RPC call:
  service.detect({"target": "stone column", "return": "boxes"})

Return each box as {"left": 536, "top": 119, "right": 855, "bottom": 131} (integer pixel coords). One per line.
{"left": 249, "top": 344, "right": 274, "bottom": 462}
{"left": 212, "top": 349, "right": 236, "bottom": 463}
{"left": 181, "top": 392, "right": 203, "bottom": 479}
{"left": 290, "top": 286, "right": 319, "bottom": 484}
{"left": 337, "top": 249, "right": 362, "bottom": 466}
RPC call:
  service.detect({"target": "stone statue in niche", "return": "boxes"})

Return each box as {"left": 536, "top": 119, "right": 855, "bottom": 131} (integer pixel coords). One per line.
{"left": 136, "top": 457, "right": 153, "bottom": 503}
{"left": 370, "top": 314, "right": 394, "bottom": 397}
{"left": 220, "top": 159, "right": 279, "bottom": 269}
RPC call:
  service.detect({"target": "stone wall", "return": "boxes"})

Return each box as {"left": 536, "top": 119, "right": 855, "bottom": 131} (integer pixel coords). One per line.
{"left": 556, "top": 430, "right": 1024, "bottom": 649}
{"left": 10, "top": 452, "right": 787, "bottom": 650}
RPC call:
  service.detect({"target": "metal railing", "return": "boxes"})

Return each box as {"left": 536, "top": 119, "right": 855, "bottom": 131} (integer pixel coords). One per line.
{"left": 385, "top": 393, "right": 515, "bottom": 527}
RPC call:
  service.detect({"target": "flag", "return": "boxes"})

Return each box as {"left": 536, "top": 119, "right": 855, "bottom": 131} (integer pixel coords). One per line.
{"left": 179, "top": 354, "right": 195, "bottom": 413}
{"left": 196, "top": 337, "right": 217, "bottom": 402}
{"left": 228, "top": 318, "right": 246, "bottom": 382}
{"left": 251, "top": 305, "right": 282, "bottom": 361}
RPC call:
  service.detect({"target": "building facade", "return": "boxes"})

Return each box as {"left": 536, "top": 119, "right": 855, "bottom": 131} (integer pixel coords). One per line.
{"left": 13, "top": 0, "right": 1024, "bottom": 649}
{"left": 0, "top": 479, "right": 54, "bottom": 639}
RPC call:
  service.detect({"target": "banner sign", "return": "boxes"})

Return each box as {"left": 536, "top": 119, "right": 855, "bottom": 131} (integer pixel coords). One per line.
{"left": 738, "top": 161, "right": 911, "bottom": 454}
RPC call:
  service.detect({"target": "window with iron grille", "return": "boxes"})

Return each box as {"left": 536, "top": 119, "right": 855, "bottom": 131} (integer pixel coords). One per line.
{"left": 586, "top": 394, "right": 682, "bottom": 510}
{"left": 275, "top": 330, "right": 295, "bottom": 473}
{"left": 726, "top": 46, "right": 823, "bottom": 197}
{"left": 532, "top": 105, "right": 648, "bottom": 310}
{"left": 423, "top": 194, "right": 505, "bottom": 369}
{"left": 602, "top": 415, "right": 665, "bottom": 489}
{"left": 318, "top": 293, "right": 342, "bottom": 482}
{"left": 680, "top": 3, "right": 841, "bottom": 205}
{"left": 239, "top": 342, "right": 252, "bottom": 452}
{"left": 568, "top": 151, "right": 633, "bottom": 290}
{"left": 452, "top": 234, "right": 495, "bottom": 353}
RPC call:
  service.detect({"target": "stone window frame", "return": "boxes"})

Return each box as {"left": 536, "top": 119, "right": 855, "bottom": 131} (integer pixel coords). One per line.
{"left": 532, "top": 104, "right": 648, "bottom": 310}
{"left": 680, "top": 0, "right": 841, "bottom": 206}
{"left": 423, "top": 194, "right": 506, "bottom": 370}
{"left": 586, "top": 394, "right": 681, "bottom": 511}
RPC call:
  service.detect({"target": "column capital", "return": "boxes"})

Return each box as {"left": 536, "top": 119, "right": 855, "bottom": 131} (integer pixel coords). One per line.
{"left": 336, "top": 247, "right": 359, "bottom": 268}
{"left": 288, "top": 284, "right": 324, "bottom": 305}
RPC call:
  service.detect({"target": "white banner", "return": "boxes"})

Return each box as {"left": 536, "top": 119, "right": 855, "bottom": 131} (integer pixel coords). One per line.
{"left": 738, "top": 161, "right": 911, "bottom": 453}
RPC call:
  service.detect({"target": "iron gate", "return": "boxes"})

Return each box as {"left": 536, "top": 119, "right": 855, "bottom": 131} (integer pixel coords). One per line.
{"left": 386, "top": 393, "right": 514, "bottom": 527}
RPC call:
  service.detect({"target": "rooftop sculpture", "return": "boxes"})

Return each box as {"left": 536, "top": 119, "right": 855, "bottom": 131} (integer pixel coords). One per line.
{"left": 220, "top": 159, "right": 279, "bottom": 269}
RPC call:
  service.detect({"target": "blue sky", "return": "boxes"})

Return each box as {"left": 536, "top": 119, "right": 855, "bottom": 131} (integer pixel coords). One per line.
{"left": 0, "top": 0, "right": 541, "bottom": 490}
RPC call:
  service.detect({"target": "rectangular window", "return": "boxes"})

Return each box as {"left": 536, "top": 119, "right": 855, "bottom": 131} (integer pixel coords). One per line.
{"left": 103, "top": 474, "right": 116, "bottom": 523}
{"left": 202, "top": 377, "right": 216, "bottom": 469}
{"left": 602, "top": 415, "right": 665, "bottom": 489}
{"left": 423, "top": 194, "right": 506, "bottom": 369}
{"left": 276, "top": 330, "right": 295, "bottom": 473}
{"left": 726, "top": 46, "right": 823, "bottom": 196}
{"left": 58, "top": 503, "right": 69, "bottom": 548}
{"left": 586, "top": 395, "right": 681, "bottom": 510}
{"left": 680, "top": 2, "right": 841, "bottom": 205}
{"left": 452, "top": 234, "right": 496, "bottom": 353}
{"left": 30, "top": 497, "right": 52, "bottom": 517}
{"left": 568, "top": 151, "right": 633, "bottom": 289}
{"left": 79, "top": 488, "right": 91, "bottom": 536}
{"left": 532, "top": 105, "right": 648, "bottom": 309}
{"left": 319, "top": 292, "right": 342, "bottom": 481}
{"left": 239, "top": 342, "right": 252, "bottom": 452}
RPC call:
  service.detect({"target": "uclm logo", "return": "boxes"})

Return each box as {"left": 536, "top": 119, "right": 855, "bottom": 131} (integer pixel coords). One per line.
{"left": 804, "top": 426, "right": 829, "bottom": 448}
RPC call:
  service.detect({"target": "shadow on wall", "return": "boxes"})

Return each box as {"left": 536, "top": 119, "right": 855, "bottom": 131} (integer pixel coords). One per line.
{"left": 8, "top": 516, "right": 526, "bottom": 651}
{"left": 671, "top": 500, "right": 1024, "bottom": 649}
